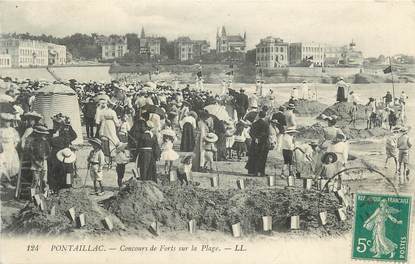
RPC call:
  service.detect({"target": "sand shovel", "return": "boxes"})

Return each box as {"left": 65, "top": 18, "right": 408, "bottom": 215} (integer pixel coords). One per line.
{"left": 287, "top": 176, "right": 295, "bottom": 187}
{"left": 149, "top": 221, "right": 158, "bottom": 236}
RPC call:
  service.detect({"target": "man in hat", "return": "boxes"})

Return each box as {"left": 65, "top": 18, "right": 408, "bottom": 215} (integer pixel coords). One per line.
{"left": 383, "top": 91, "right": 393, "bottom": 107}
{"left": 83, "top": 98, "right": 97, "bottom": 138}
{"left": 280, "top": 127, "right": 297, "bottom": 176}
{"left": 385, "top": 127, "right": 401, "bottom": 174}
{"left": 290, "top": 87, "right": 298, "bottom": 101}
{"left": 235, "top": 89, "right": 249, "bottom": 120}
{"left": 397, "top": 127, "right": 412, "bottom": 183}
{"left": 336, "top": 77, "right": 349, "bottom": 102}
{"left": 272, "top": 106, "right": 287, "bottom": 133}
{"left": 249, "top": 92, "right": 258, "bottom": 110}
{"left": 245, "top": 111, "right": 270, "bottom": 176}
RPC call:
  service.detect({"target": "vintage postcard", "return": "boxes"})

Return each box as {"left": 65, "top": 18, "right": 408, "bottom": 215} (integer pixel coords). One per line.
{"left": 0, "top": 0, "right": 414, "bottom": 263}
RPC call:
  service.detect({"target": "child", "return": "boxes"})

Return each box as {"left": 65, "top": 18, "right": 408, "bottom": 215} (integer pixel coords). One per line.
{"left": 385, "top": 127, "right": 400, "bottom": 174}
{"left": 397, "top": 127, "right": 412, "bottom": 183}
{"left": 232, "top": 121, "right": 248, "bottom": 159}
{"left": 114, "top": 143, "right": 130, "bottom": 189}
{"left": 28, "top": 125, "right": 51, "bottom": 193}
{"left": 203, "top": 132, "right": 218, "bottom": 171}
{"left": 56, "top": 147, "right": 77, "bottom": 188}
{"left": 349, "top": 102, "right": 358, "bottom": 128}
{"left": 160, "top": 129, "right": 179, "bottom": 175}
{"left": 225, "top": 121, "right": 235, "bottom": 159}
{"left": 177, "top": 155, "right": 193, "bottom": 185}
{"left": 388, "top": 109, "right": 398, "bottom": 130}
{"left": 280, "top": 128, "right": 297, "bottom": 176}
{"left": 87, "top": 138, "right": 105, "bottom": 195}
{"left": 118, "top": 115, "right": 130, "bottom": 143}
{"left": 319, "top": 152, "right": 339, "bottom": 191}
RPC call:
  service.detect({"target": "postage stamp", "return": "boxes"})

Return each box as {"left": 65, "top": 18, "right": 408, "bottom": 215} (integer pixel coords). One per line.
{"left": 352, "top": 193, "right": 412, "bottom": 262}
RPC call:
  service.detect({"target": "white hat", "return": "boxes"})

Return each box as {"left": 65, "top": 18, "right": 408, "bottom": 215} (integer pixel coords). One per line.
{"left": 204, "top": 132, "right": 218, "bottom": 143}
{"left": 56, "top": 148, "right": 77, "bottom": 163}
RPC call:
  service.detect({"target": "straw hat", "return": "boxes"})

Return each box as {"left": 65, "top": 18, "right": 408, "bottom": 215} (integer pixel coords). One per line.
{"left": 56, "top": 148, "right": 77, "bottom": 163}
{"left": 33, "top": 125, "right": 50, "bottom": 135}
{"left": 333, "top": 132, "right": 346, "bottom": 142}
{"left": 188, "top": 111, "right": 198, "bottom": 119}
{"left": 161, "top": 128, "right": 176, "bottom": 138}
{"left": 321, "top": 152, "right": 338, "bottom": 164}
{"left": 287, "top": 103, "right": 295, "bottom": 109}
{"left": 400, "top": 127, "right": 409, "bottom": 133}
{"left": 88, "top": 138, "right": 102, "bottom": 148}
{"left": 204, "top": 132, "right": 218, "bottom": 143}
{"left": 285, "top": 127, "right": 298, "bottom": 134}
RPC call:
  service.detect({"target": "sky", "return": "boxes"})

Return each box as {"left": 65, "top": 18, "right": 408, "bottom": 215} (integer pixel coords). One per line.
{"left": 1, "top": 0, "right": 415, "bottom": 57}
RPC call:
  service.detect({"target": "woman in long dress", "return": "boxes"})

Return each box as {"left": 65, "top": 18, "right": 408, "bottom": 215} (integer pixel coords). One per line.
{"left": 98, "top": 102, "right": 120, "bottom": 150}
{"left": 363, "top": 199, "right": 402, "bottom": 258}
{"left": 0, "top": 113, "right": 20, "bottom": 187}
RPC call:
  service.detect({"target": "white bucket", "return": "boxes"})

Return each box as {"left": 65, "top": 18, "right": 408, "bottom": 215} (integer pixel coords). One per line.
{"left": 65, "top": 173, "right": 72, "bottom": 185}
{"left": 232, "top": 222, "right": 241, "bottom": 237}
{"left": 290, "top": 215, "right": 300, "bottom": 230}
{"left": 237, "top": 179, "right": 245, "bottom": 190}
{"left": 30, "top": 188, "right": 36, "bottom": 198}
{"left": 104, "top": 217, "right": 113, "bottom": 231}
{"left": 319, "top": 211, "right": 327, "bottom": 225}
{"left": 210, "top": 176, "right": 218, "bottom": 187}
{"left": 78, "top": 213, "right": 86, "bottom": 227}
{"left": 188, "top": 219, "right": 196, "bottom": 234}
{"left": 303, "top": 179, "right": 313, "bottom": 190}
{"left": 287, "top": 176, "right": 295, "bottom": 187}
{"left": 337, "top": 208, "right": 347, "bottom": 221}
{"left": 39, "top": 199, "right": 46, "bottom": 211}
{"left": 318, "top": 179, "right": 328, "bottom": 192}
{"left": 33, "top": 194, "right": 41, "bottom": 206}
{"left": 68, "top": 207, "right": 76, "bottom": 222}
{"left": 169, "top": 171, "right": 177, "bottom": 182}
{"left": 268, "top": 176, "right": 276, "bottom": 187}
{"left": 150, "top": 221, "right": 158, "bottom": 235}
{"left": 262, "top": 216, "right": 272, "bottom": 231}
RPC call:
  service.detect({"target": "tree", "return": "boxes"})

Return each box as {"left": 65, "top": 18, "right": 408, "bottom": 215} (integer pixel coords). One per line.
{"left": 125, "top": 33, "right": 140, "bottom": 53}
{"left": 245, "top": 48, "right": 256, "bottom": 65}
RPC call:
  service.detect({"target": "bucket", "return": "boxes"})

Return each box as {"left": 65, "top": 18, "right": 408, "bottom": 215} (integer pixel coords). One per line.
{"left": 237, "top": 179, "right": 245, "bottom": 190}
{"left": 33, "top": 194, "right": 41, "bottom": 206}
{"left": 287, "top": 176, "right": 295, "bottom": 187}
{"left": 30, "top": 188, "right": 36, "bottom": 198}
{"left": 169, "top": 171, "right": 177, "bottom": 182}
{"left": 337, "top": 208, "right": 347, "bottom": 221}
{"left": 50, "top": 205, "right": 56, "bottom": 216}
{"left": 262, "top": 216, "right": 272, "bottom": 231}
{"left": 39, "top": 199, "right": 46, "bottom": 211}
{"left": 78, "top": 213, "right": 86, "bottom": 227}
{"left": 104, "top": 217, "right": 113, "bottom": 231}
{"left": 290, "top": 215, "right": 300, "bottom": 230}
{"left": 231, "top": 222, "right": 241, "bottom": 237}
{"left": 319, "top": 211, "right": 328, "bottom": 225}
{"left": 68, "top": 207, "right": 76, "bottom": 222}
{"left": 188, "top": 219, "right": 196, "bottom": 234}
{"left": 65, "top": 173, "right": 72, "bottom": 185}
{"left": 268, "top": 175, "right": 276, "bottom": 187}
{"left": 210, "top": 176, "right": 218, "bottom": 187}
{"left": 303, "top": 179, "right": 313, "bottom": 190}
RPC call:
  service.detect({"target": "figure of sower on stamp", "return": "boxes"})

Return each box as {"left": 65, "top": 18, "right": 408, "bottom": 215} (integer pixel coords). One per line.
{"left": 363, "top": 199, "right": 403, "bottom": 258}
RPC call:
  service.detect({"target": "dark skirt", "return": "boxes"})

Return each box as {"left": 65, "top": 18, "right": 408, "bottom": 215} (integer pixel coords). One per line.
{"left": 336, "top": 87, "right": 347, "bottom": 102}
{"left": 180, "top": 123, "right": 195, "bottom": 152}
{"left": 232, "top": 141, "right": 247, "bottom": 153}
{"left": 137, "top": 150, "right": 157, "bottom": 182}
{"left": 216, "top": 133, "right": 227, "bottom": 161}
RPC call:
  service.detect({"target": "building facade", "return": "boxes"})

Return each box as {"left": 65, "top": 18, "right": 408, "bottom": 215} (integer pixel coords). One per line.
{"left": 216, "top": 26, "right": 246, "bottom": 53}
{"left": 99, "top": 36, "right": 128, "bottom": 60}
{"left": 48, "top": 43, "right": 67, "bottom": 65}
{"left": 0, "top": 54, "right": 11, "bottom": 68}
{"left": 289, "top": 42, "right": 325, "bottom": 66}
{"left": 324, "top": 41, "right": 363, "bottom": 67}
{"left": 193, "top": 40, "right": 210, "bottom": 58}
{"left": 175, "top": 37, "right": 194, "bottom": 61}
{"left": 256, "top": 36, "right": 289, "bottom": 68}
{"left": 139, "top": 27, "right": 161, "bottom": 56}
{"left": 0, "top": 38, "right": 49, "bottom": 67}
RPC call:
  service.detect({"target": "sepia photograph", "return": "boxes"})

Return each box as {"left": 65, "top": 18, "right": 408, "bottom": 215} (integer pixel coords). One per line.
{"left": 0, "top": 0, "right": 414, "bottom": 263}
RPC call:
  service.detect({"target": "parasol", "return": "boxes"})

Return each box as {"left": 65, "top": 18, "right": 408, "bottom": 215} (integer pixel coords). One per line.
{"left": 204, "top": 104, "right": 231, "bottom": 121}
{"left": 244, "top": 111, "right": 258, "bottom": 123}
{"left": 141, "top": 104, "right": 165, "bottom": 118}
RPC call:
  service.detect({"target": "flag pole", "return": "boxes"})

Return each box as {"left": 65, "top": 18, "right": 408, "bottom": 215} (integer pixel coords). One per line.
{"left": 389, "top": 56, "right": 395, "bottom": 100}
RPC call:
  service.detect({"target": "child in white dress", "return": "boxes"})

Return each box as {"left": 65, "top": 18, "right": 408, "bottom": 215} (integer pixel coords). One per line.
{"left": 160, "top": 132, "right": 179, "bottom": 175}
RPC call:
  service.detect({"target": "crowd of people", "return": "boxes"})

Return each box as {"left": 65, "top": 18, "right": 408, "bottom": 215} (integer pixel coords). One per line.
{"left": 0, "top": 75, "right": 412, "bottom": 197}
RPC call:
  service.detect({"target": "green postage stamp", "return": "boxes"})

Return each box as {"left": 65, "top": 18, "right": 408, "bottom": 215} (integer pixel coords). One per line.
{"left": 352, "top": 193, "right": 412, "bottom": 262}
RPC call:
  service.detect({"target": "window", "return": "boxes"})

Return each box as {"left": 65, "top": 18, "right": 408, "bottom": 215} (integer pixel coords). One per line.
{"left": 281, "top": 55, "right": 284, "bottom": 60}
{"left": 280, "top": 47, "right": 283, "bottom": 52}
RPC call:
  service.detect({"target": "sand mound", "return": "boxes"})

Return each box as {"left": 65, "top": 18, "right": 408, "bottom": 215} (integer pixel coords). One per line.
{"left": 106, "top": 179, "right": 352, "bottom": 236}
{"left": 297, "top": 123, "right": 391, "bottom": 140}
{"left": 6, "top": 188, "right": 124, "bottom": 235}
{"left": 283, "top": 99, "right": 328, "bottom": 116}
{"left": 318, "top": 102, "right": 367, "bottom": 121}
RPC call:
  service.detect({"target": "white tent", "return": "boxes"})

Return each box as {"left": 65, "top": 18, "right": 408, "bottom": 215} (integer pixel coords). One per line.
{"left": 32, "top": 84, "right": 83, "bottom": 144}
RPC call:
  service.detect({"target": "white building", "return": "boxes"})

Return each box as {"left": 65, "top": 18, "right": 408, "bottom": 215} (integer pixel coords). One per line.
{"left": 0, "top": 54, "right": 11, "bottom": 68}
{"left": 289, "top": 42, "right": 325, "bottom": 66}
{"left": 99, "top": 36, "right": 128, "bottom": 60}
{"left": 0, "top": 38, "right": 49, "bottom": 67}
{"left": 175, "top": 37, "right": 194, "bottom": 61}
{"left": 256, "top": 36, "right": 289, "bottom": 68}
